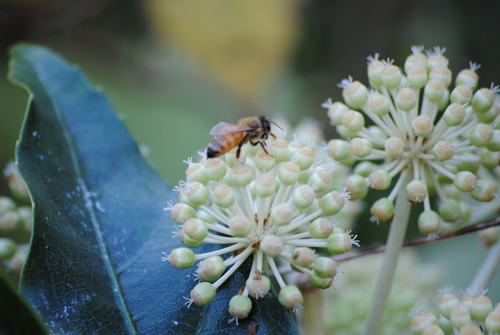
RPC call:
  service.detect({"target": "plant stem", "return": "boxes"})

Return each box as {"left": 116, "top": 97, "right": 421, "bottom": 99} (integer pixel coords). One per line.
{"left": 361, "top": 174, "right": 412, "bottom": 335}
{"left": 300, "top": 288, "right": 325, "bottom": 335}
{"left": 469, "top": 240, "right": 500, "bottom": 292}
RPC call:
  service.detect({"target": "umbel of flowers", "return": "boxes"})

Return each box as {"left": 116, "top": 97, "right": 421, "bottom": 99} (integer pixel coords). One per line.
{"left": 324, "top": 46, "right": 500, "bottom": 235}
{"left": 163, "top": 137, "right": 355, "bottom": 323}
{"left": 411, "top": 288, "right": 500, "bottom": 335}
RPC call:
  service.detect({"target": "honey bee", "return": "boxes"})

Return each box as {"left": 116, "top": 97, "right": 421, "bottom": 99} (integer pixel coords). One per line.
{"left": 206, "top": 116, "right": 281, "bottom": 159}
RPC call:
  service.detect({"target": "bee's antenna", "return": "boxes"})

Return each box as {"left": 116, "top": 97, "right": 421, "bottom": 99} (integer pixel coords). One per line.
{"left": 271, "top": 121, "right": 283, "bottom": 131}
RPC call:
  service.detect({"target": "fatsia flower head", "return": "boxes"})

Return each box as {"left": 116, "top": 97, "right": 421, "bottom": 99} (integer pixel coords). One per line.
{"left": 163, "top": 135, "right": 356, "bottom": 323}
{"left": 410, "top": 287, "right": 499, "bottom": 334}
{"left": 324, "top": 46, "right": 500, "bottom": 235}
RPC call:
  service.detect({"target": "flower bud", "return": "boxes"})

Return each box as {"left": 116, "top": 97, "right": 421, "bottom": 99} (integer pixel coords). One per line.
{"left": 344, "top": 175, "right": 368, "bottom": 200}
{"left": 407, "top": 65, "right": 428, "bottom": 89}
{"left": 292, "top": 185, "right": 316, "bottom": 209}
{"left": 453, "top": 171, "right": 477, "bottom": 192}
{"left": 313, "top": 257, "right": 337, "bottom": 278}
{"left": 368, "top": 92, "right": 390, "bottom": 116}
{"left": 432, "top": 141, "right": 454, "bottom": 161}
{"left": 472, "top": 87, "right": 495, "bottom": 113}
{"left": 406, "top": 179, "right": 427, "bottom": 203}
{"left": 450, "top": 304, "right": 471, "bottom": 330}
{"left": 244, "top": 271, "right": 270, "bottom": 299}
{"left": 183, "top": 181, "right": 209, "bottom": 208}
{"left": 184, "top": 218, "right": 208, "bottom": 241}
{"left": 228, "top": 295, "right": 252, "bottom": 319}
{"left": 327, "top": 139, "right": 352, "bottom": 161}
{"left": 471, "top": 179, "right": 497, "bottom": 202}
{"left": 168, "top": 248, "right": 195, "bottom": 269}
{"left": 171, "top": 203, "right": 196, "bottom": 224}
{"left": 471, "top": 295, "right": 493, "bottom": 322}
{"left": 370, "top": 197, "right": 394, "bottom": 222}
{"left": 190, "top": 282, "right": 216, "bottom": 306}
{"left": 278, "top": 285, "right": 303, "bottom": 310}
{"left": 418, "top": 210, "right": 441, "bottom": 235}
{"left": 327, "top": 101, "right": 349, "bottom": 125}
{"left": 442, "top": 103, "right": 465, "bottom": 127}
{"left": 341, "top": 110, "right": 365, "bottom": 133}
{"left": 342, "top": 81, "right": 369, "bottom": 109}
{"left": 450, "top": 84, "right": 473, "bottom": 105}
{"left": 270, "top": 138, "right": 290, "bottom": 163}
{"left": 197, "top": 256, "right": 226, "bottom": 282}
{"left": 278, "top": 161, "right": 301, "bottom": 185}
{"left": 469, "top": 124, "right": 493, "bottom": 147}
{"left": 396, "top": 87, "right": 417, "bottom": 111}
{"left": 309, "top": 217, "right": 334, "bottom": 238}
{"left": 424, "top": 78, "right": 446, "bottom": 102}
{"left": 350, "top": 137, "right": 373, "bottom": 158}
{"left": 228, "top": 215, "right": 254, "bottom": 237}
{"left": 381, "top": 64, "right": 402, "bottom": 89}
{"left": 292, "top": 247, "right": 316, "bottom": 267}
{"left": 319, "top": 190, "right": 345, "bottom": 216}
{"left": 213, "top": 183, "right": 235, "bottom": 208}
{"left": 413, "top": 115, "right": 433, "bottom": 137}
{"left": 204, "top": 158, "right": 227, "bottom": 180}
{"left": 368, "top": 169, "right": 392, "bottom": 190}
{"left": 260, "top": 235, "right": 283, "bottom": 257}
{"left": 271, "top": 203, "right": 295, "bottom": 226}
{"left": 384, "top": 137, "right": 404, "bottom": 158}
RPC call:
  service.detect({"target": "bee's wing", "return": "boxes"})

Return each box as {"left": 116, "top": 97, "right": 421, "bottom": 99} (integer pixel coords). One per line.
{"left": 209, "top": 122, "right": 254, "bottom": 136}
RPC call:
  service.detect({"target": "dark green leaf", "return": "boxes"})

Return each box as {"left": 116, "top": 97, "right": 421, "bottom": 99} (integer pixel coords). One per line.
{"left": 8, "top": 44, "right": 299, "bottom": 334}
{"left": 0, "top": 270, "right": 48, "bottom": 335}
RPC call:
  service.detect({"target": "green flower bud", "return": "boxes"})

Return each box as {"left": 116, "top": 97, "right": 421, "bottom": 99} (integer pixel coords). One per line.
{"left": 292, "top": 185, "right": 316, "bottom": 209}
{"left": 450, "top": 84, "right": 473, "bottom": 105}
{"left": 437, "top": 292, "right": 459, "bottom": 319}
{"left": 470, "top": 295, "right": 493, "bottom": 322}
{"left": 327, "top": 139, "right": 352, "bottom": 161}
{"left": 424, "top": 78, "right": 445, "bottom": 102}
{"left": 410, "top": 311, "right": 438, "bottom": 334}
{"left": 271, "top": 203, "right": 295, "bottom": 226}
{"left": 384, "top": 137, "right": 404, "bottom": 158}
{"left": 469, "top": 123, "right": 493, "bottom": 147}
{"left": 406, "top": 179, "right": 427, "bottom": 203}
{"left": 438, "top": 199, "right": 462, "bottom": 222}
{"left": 471, "top": 179, "right": 497, "bottom": 202}
{"left": 313, "top": 257, "right": 337, "bottom": 278}
{"left": 485, "top": 308, "right": 500, "bottom": 334}
{"left": 0, "top": 238, "right": 17, "bottom": 260}
{"left": 184, "top": 218, "right": 208, "bottom": 241}
{"left": 254, "top": 149, "right": 276, "bottom": 172}
{"left": 442, "top": 103, "right": 465, "bottom": 127}
{"left": 368, "top": 57, "right": 384, "bottom": 89}
{"left": 260, "top": 235, "right": 283, "bottom": 257}
{"left": 453, "top": 171, "right": 477, "bottom": 192}
{"left": 197, "top": 256, "right": 226, "bottom": 282}
{"left": 309, "top": 217, "right": 334, "bottom": 238}
{"left": 407, "top": 65, "right": 428, "bottom": 90}
{"left": 309, "top": 275, "right": 334, "bottom": 289}
{"left": 183, "top": 181, "right": 209, "bottom": 208}
{"left": 412, "top": 115, "right": 433, "bottom": 137}
{"left": 396, "top": 87, "right": 417, "bottom": 111}
{"left": 203, "top": 158, "right": 227, "bottom": 181}
{"left": 344, "top": 175, "right": 368, "bottom": 200}
{"left": 292, "top": 247, "right": 316, "bottom": 267}
{"left": 319, "top": 190, "right": 345, "bottom": 216}
{"left": 270, "top": 138, "right": 290, "bottom": 163}
{"left": 186, "top": 162, "right": 209, "bottom": 184}
{"left": 228, "top": 164, "right": 254, "bottom": 187}
{"left": 342, "top": 81, "right": 369, "bottom": 109}
{"left": 228, "top": 295, "right": 252, "bottom": 320}
{"left": 326, "top": 230, "right": 352, "bottom": 255}
{"left": 168, "top": 248, "right": 195, "bottom": 269}
{"left": 246, "top": 272, "right": 271, "bottom": 299}
{"left": 278, "top": 161, "right": 300, "bottom": 185}
{"left": 370, "top": 197, "right": 394, "bottom": 222}
{"left": 432, "top": 140, "right": 454, "bottom": 161}
{"left": 350, "top": 137, "right": 373, "bottom": 158}
{"left": 418, "top": 211, "right": 441, "bottom": 235}
{"left": 327, "top": 101, "right": 349, "bottom": 125}
{"left": 450, "top": 304, "right": 471, "bottom": 330}
{"left": 228, "top": 215, "right": 254, "bottom": 237}
{"left": 472, "top": 87, "right": 495, "bottom": 113}
{"left": 367, "top": 92, "right": 390, "bottom": 117}
{"left": 212, "top": 183, "right": 235, "bottom": 208}
{"left": 381, "top": 64, "right": 402, "bottom": 89}
{"left": 368, "top": 169, "right": 392, "bottom": 190}
{"left": 278, "top": 285, "right": 303, "bottom": 310}
{"left": 190, "top": 282, "right": 216, "bottom": 306}
{"left": 171, "top": 203, "right": 196, "bottom": 225}
{"left": 341, "top": 110, "right": 365, "bottom": 133}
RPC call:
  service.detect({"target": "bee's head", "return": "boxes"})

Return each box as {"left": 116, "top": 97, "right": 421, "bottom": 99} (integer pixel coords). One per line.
{"left": 259, "top": 116, "right": 272, "bottom": 134}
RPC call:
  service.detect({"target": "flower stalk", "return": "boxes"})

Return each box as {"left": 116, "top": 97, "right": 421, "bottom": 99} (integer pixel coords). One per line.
{"left": 361, "top": 172, "right": 412, "bottom": 335}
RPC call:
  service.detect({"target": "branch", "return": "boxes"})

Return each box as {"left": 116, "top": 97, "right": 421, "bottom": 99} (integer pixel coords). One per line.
{"left": 334, "top": 216, "right": 500, "bottom": 262}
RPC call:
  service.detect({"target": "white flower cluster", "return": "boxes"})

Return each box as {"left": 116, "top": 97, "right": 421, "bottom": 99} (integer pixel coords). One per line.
{"left": 324, "top": 46, "right": 500, "bottom": 235}
{"left": 163, "top": 137, "right": 356, "bottom": 323}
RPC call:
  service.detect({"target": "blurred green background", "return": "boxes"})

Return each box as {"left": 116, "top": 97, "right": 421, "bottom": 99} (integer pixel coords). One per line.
{"left": 1, "top": 0, "right": 499, "bottom": 302}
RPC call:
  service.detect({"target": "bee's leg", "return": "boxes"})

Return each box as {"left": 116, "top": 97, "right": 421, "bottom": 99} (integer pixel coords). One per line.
{"left": 250, "top": 140, "right": 273, "bottom": 157}
{"left": 236, "top": 135, "right": 249, "bottom": 160}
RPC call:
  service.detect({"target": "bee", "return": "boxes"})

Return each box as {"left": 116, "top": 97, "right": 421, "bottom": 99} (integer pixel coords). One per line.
{"left": 206, "top": 116, "right": 281, "bottom": 159}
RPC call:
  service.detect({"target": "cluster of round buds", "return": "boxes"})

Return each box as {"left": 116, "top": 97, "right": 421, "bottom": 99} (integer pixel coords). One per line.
{"left": 163, "top": 136, "right": 356, "bottom": 323}
{"left": 324, "top": 46, "right": 500, "bottom": 236}
{"left": 411, "top": 288, "right": 500, "bottom": 335}
{"left": 0, "top": 162, "right": 32, "bottom": 274}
